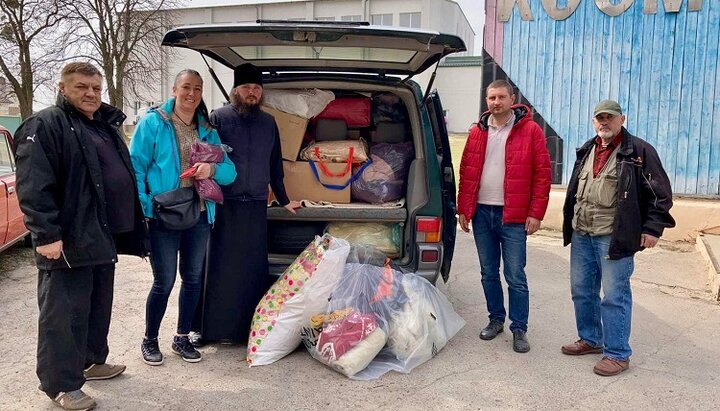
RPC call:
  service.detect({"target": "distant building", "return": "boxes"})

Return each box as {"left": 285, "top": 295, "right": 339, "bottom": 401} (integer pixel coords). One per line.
{"left": 437, "top": 56, "right": 483, "bottom": 132}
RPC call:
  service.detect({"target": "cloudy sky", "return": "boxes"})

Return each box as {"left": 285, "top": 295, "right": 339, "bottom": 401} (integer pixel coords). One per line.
{"left": 187, "top": 0, "right": 484, "bottom": 54}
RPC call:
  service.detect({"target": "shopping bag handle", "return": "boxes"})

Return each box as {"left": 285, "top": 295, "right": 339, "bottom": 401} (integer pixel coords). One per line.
{"left": 313, "top": 146, "right": 354, "bottom": 177}
{"left": 308, "top": 157, "right": 373, "bottom": 190}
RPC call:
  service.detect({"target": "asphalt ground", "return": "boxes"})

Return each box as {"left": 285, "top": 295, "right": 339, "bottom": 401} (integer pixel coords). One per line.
{"left": 1, "top": 231, "right": 718, "bottom": 410}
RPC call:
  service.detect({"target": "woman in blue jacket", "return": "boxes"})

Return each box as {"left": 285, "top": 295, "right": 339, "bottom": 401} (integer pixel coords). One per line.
{"left": 130, "top": 69, "right": 236, "bottom": 365}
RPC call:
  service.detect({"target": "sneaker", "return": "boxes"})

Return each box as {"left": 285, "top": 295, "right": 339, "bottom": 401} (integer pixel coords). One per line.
{"left": 171, "top": 335, "right": 202, "bottom": 363}
{"left": 141, "top": 337, "right": 164, "bottom": 366}
{"left": 52, "top": 389, "right": 96, "bottom": 410}
{"left": 188, "top": 331, "right": 206, "bottom": 348}
{"left": 83, "top": 363, "right": 126, "bottom": 380}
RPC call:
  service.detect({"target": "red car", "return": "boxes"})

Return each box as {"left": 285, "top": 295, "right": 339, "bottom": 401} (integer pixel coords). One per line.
{"left": 0, "top": 125, "right": 29, "bottom": 252}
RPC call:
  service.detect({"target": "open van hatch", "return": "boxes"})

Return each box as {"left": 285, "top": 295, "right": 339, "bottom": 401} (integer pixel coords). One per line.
{"left": 162, "top": 21, "right": 466, "bottom": 77}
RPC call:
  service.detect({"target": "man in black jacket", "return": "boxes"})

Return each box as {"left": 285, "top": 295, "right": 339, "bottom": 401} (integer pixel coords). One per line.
{"left": 560, "top": 100, "right": 675, "bottom": 376}
{"left": 14, "top": 62, "right": 147, "bottom": 410}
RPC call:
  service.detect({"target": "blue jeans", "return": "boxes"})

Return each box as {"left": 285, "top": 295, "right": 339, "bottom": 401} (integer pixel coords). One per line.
{"left": 570, "top": 232, "right": 634, "bottom": 361}
{"left": 145, "top": 215, "right": 211, "bottom": 340}
{"left": 471, "top": 204, "right": 529, "bottom": 332}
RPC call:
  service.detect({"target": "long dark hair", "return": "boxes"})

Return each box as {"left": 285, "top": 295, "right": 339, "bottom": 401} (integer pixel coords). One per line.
{"left": 174, "top": 69, "right": 212, "bottom": 127}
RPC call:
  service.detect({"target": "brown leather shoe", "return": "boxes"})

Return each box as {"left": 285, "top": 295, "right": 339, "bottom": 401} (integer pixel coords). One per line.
{"left": 561, "top": 340, "right": 603, "bottom": 355}
{"left": 83, "top": 363, "right": 126, "bottom": 380}
{"left": 593, "top": 357, "right": 630, "bottom": 376}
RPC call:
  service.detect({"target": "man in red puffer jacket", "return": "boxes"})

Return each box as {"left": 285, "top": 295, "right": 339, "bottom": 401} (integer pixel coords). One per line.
{"left": 457, "top": 80, "right": 551, "bottom": 353}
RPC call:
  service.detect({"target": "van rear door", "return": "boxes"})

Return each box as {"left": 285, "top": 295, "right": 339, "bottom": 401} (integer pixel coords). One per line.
{"left": 425, "top": 91, "right": 456, "bottom": 282}
{"left": 162, "top": 22, "right": 466, "bottom": 76}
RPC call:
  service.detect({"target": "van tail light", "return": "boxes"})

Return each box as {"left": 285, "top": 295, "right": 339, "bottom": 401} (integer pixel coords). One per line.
{"left": 416, "top": 217, "right": 442, "bottom": 243}
{"left": 421, "top": 249, "right": 439, "bottom": 262}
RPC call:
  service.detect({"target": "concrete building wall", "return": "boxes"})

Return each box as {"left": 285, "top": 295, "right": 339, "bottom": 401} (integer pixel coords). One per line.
{"left": 433, "top": 64, "right": 482, "bottom": 133}
{"left": 125, "top": 0, "right": 476, "bottom": 122}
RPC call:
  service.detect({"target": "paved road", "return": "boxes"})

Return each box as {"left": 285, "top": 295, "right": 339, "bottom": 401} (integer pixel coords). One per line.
{"left": 1, "top": 232, "right": 718, "bottom": 410}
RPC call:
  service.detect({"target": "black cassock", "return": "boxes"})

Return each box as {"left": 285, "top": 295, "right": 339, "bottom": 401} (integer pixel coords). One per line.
{"left": 198, "top": 199, "right": 271, "bottom": 343}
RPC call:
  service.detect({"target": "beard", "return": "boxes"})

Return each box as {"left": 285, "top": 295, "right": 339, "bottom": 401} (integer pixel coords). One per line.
{"left": 230, "top": 92, "right": 262, "bottom": 117}
{"left": 597, "top": 129, "right": 614, "bottom": 139}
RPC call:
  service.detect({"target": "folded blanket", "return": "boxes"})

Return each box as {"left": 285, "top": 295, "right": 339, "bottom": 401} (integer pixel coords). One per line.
{"left": 331, "top": 328, "right": 388, "bottom": 377}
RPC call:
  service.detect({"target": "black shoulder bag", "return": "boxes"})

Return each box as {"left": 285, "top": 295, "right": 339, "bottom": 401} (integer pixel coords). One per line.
{"left": 152, "top": 187, "right": 200, "bottom": 230}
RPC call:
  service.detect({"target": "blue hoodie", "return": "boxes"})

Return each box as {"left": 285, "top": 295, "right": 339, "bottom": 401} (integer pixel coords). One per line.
{"left": 129, "top": 98, "right": 236, "bottom": 223}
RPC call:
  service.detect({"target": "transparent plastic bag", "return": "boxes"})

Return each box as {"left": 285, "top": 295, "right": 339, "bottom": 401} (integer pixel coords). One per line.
{"left": 300, "top": 139, "right": 369, "bottom": 163}
{"left": 189, "top": 141, "right": 227, "bottom": 203}
{"left": 190, "top": 140, "right": 226, "bottom": 163}
{"left": 263, "top": 88, "right": 335, "bottom": 118}
{"left": 303, "top": 262, "right": 397, "bottom": 377}
{"left": 193, "top": 179, "right": 222, "bottom": 204}
{"left": 303, "top": 248, "right": 464, "bottom": 379}
{"left": 325, "top": 222, "right": 401, "bottom": 257}
{"left": 372, "top": 92, "right": 409, "bottom": 124}
{"left": 352, "top": 141, "right": 414, "bottom": 204}
{"left": 355, "top": 274, "right": 465, "bottom": 380}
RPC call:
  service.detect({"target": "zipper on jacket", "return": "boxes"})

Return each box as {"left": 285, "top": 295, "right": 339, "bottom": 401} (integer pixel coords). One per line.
{"left": 641, "top": 171, "right": 658, "bottom": 208}
{"left": 61, "top": 250, "right": 72, "bottom": 269}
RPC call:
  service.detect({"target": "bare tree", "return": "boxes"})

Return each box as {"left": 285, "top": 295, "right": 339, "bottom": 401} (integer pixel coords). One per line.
{"left": 68, "top": 0, "right": 183, "bottom": 110}
{"left": 0, "top": 76, "right": 14, "bottom": 107}
{"left": 0, "top": 0, "right": 73, "bottom": 119}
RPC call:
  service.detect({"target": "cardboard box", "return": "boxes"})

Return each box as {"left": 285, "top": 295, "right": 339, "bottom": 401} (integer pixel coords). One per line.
{"left": 262, "top": 105, "right": 307, "bottom": 162}
{"left": 281, "top": 160, "right": 351, "bottom": 203}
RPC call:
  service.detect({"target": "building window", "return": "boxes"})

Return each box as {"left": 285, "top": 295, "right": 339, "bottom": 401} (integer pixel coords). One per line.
{"left": 341, "top": 15, "right": 362, "bottom": 22}
{"left": 316, "top": 16, "right": 336, "bottom": 21}
{"left": 399, "top": 12, "right": 421, "bottom": 28}
{"left": 371, "top": 13, "right": 393, "bottom": 26}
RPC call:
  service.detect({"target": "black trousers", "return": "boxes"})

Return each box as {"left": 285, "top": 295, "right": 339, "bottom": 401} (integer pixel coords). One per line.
{"left": 36, "top": 264, "right": 115, "bottom": 396}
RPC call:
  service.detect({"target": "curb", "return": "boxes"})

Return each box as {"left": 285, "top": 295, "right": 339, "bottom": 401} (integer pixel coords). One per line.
{"left": 696, "top": 234, "right": 720, "bottom": 301}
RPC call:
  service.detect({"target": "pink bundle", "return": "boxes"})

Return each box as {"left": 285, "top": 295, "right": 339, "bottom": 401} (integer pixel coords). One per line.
{"left": 185, "top": 141, "right": 226, "bottom": 204}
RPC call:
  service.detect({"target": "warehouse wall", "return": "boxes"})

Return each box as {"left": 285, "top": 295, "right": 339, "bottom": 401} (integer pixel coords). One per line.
{"left": 484, "top": 0, "right": 720, "bottom": 196}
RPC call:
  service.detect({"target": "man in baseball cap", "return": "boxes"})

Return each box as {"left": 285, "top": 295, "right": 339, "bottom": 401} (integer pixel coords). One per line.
{"left": 560, "top": 99, "right": 675, "bottom": 376}
{"left": 592, "top": 99, "right": 622, "bottom": 117}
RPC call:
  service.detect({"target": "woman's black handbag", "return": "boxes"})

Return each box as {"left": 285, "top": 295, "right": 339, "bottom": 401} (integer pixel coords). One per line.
{"left": 152, "top": 187, "right": 200, "bottom": 230}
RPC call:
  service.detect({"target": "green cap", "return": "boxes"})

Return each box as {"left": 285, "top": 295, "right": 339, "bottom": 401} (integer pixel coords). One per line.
{"left": 593, "top": 100, "right": 622, "bottom": 117}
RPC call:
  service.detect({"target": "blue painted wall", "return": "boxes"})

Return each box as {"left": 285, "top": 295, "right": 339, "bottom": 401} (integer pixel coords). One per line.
{"left": 496, "top": 0, "right": 720, "bottom": 195}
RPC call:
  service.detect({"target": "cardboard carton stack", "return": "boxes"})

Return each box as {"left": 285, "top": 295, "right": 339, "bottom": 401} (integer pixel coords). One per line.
{"left": 263, "top": 105, "right": 352, "bottom": 203}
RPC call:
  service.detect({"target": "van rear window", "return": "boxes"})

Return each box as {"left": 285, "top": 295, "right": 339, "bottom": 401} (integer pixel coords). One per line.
{"left": 230, "top": 45, "right": 415, "bottom": 64}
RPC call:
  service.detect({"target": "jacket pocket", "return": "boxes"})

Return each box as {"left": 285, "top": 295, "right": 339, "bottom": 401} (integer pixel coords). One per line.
{"left": 575, "top": 171, "right": 589, "bottom": 200}
{"left": 597, "top": 175, "right": 618, "bottom": 208}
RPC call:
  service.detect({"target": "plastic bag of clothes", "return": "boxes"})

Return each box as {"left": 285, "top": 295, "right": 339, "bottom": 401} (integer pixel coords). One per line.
{"left": 302, "top": 246, "right": 464, "bottom": 379}
{"left": 352, "top": 141, "right": 414, "bottom": 203}
{"left": 263, "top": 88, "right": 335, "bottom": 119}
{"left": 247, "top": 234, "right": 350, "bottom": 366}
{"left": 359, "top": 273, "right": 465, "bottom": 380}
{"left": 325, "top": 222, "right": 401, "bottom": 257}
{"left": 188, "top": 141, "right": 228, "bottom": 203}
{"left": 300, "top": 139, "right": 369, "bottom": 164}
{"left": 372, "top": 92, "right": 409, "bottom": 124}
